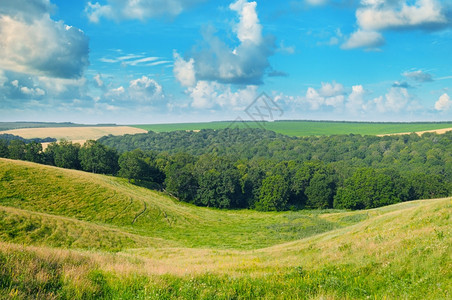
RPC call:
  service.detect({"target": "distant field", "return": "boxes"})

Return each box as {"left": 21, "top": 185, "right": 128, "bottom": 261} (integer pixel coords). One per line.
{"left": 0, "top": 122, "right": 117, "bottom": 131}
{"left": 0, "top": 126, "right": 147, "bottom": 145}
{"left": 0, "top": 159, "right": 450, "bottom": 299}
{"left": 132, "top": 121, "right": 452, "bottom": 136}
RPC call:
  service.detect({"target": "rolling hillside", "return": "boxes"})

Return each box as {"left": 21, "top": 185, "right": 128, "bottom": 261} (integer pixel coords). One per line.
{"left": 0, "top": 158, "right": 451, "bottom": 299}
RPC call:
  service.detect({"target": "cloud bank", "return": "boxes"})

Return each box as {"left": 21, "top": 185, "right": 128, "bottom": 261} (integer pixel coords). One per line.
{"left": 0, "top": 0, "right": 89, "bottom": 79}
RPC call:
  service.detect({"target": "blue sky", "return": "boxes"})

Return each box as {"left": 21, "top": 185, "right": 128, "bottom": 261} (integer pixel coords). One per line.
{"left": 0, "top": 0, "right": 451, "bottom": 124}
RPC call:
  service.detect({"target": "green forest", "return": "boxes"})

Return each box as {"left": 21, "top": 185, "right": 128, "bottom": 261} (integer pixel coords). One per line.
{"left": 1, "top": 128, "right": 451, "bottom": 211}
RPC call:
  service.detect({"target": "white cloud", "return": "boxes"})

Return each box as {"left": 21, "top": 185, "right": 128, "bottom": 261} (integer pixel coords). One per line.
{"left": 304, "top": 82, "right": 345, "bottom": 110}
{"left": 373, "top": 87, "right": 410, "bottom": 113}
{"left": 36, "top": 76, "right": 87, "bottom": 99}
{"left": 189, "top": 81, "right": 217, "bottom": 109}
{"left": 99, "top": 53, "right": 170, "bottom": 68}
{"left": 173, "top": 52, "right": 196, "bottom": 87}
{"left": 188, "top": 80, "right": 258, "bottom": 110}
{"left": 346, "top": 85, "right": 366, "bottom": 113}
{"left": 343, "top": 0, "right": 451, "bottom": 50}
{"left": 229, "top": 0, "right": 262, "bottom": 45}
{"left": 319, "top": 81, "right": 344, "bottom": 97}
{"left": 20, "top": 86, "right": 46, "bottom": 97}
{"left": 385, "top": 87, "right": 410, "bottom": 112}
{"left": 341, "top": 30, "right": 385, "bottom": 50}
{"left": 85, "top": 0, "right": 206, "bottom": 22}
{"left": 403, "top": 70, "right": 433, "bottom": 82}
{"left": 104, "top": 76, "right": 164, "bottom": 105}
{"left": 106, "top": 86, "right": 125, "bottom": 99}
{"left": 0, "top": 5, "right": 89, "bottom": 79}
{"left": 85, "top": 2, "right": 112, "bottom": 23}
{"left": 129, "top": 76, "right": 163, "bottom": 102}
{"left": 176, "top": 0, "right": 275, "bottom": 85}
{"left": 435, "top": 93, "right": 451, "bottom": 111}
{"left": 127, "top": 57, "right": 160, "bottom": 66}
{"left": 357, "top": 0, "right": 449, "bottom": 31}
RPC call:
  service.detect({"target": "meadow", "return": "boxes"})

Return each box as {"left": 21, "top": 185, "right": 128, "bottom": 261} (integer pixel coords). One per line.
{"left": 0, "top": 158, "right": 450, "bottom": 299}
{"left": 132, "top": 120, "right": 452, "bottom": 136}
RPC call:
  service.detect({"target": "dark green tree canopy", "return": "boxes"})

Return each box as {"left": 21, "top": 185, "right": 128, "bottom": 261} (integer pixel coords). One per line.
{"left": 79, "top": 140, "right": 119, "bottom": 175}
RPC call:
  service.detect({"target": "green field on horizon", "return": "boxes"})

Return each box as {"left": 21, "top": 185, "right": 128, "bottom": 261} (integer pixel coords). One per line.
{"left": 132, "top": 121, "right": 452, "bottom": 136}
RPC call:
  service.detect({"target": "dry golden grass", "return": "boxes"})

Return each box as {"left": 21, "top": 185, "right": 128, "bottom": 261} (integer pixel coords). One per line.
{"left": 378, "top": 127, "right": 452, "bottom": 136}
{"left": 0, "top": 126, "right": 147, "bottom": 145}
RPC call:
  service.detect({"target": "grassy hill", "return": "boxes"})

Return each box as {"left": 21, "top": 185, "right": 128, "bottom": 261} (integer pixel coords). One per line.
{"left": 0, "top": 158, "right": 450, "bottom": 299}
{"left": 132, "top": 121, "right": 452, "bottom": 137}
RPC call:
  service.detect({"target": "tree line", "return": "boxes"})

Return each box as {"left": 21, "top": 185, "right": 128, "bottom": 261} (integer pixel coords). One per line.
{"left": 1, "top": 128, "right": 451, "bottom": 211}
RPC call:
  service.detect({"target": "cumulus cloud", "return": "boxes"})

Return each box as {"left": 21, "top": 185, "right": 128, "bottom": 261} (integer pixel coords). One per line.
{"left": 341, "top": 29, "right": 385, "bottom": 50}
{"left": 0, "top": 1, "right": 89, "bottom": 79}
{"left": 435, "top": 93, "right": 451, "bottom": 111}
{"left": 403, "top": 70, "right": 433, "bottom": 82}
{"left": 188, "top": 81, "right": 258, "bottom": 109}
{"left": 85, "top": 0, "right": 206, "bottom": 22}
{"left": 174, "top": 0, "right": 275, "bottom": 85}
{"left": 373, "top": 87, "right": 410, "bottom": 113}
{"left": 230, "top": 0, "right": 263, "bottom": 45}
{"left": 357, "top": 0, "right": 449, "bottom": 31}
{"left": 173, "top": 52, "right": 196, "bottom": 87}
{"left": 343, "top": 0, "right": 451, "bottom": 50}
{"left": 129, "top": 76, "right": 163, "bottom": 102}
{"left": 346, "top": 85, "right": 366, "bottom": 113}
{"left": 104, "top": 76, "right": 164, "bottom": 105}
{"left": 304, "top": 81, "right": 346, "bottom": 110}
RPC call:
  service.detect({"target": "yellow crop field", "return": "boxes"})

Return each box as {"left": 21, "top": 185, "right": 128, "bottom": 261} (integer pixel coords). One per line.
{"left": 378, "top": 127, "right": 452, "bottom": 136}
{"left": 0, "top": 126, "right": 147, "bottom": 145}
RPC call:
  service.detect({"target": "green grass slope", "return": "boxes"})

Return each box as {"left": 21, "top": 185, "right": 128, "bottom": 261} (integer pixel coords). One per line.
{"left": 0, "top": 158, "right": 450, "bottom": 299}
{"left": 132, "top": 121, "right": 452, "bottom": 136}
{"left": 0, "top": 158, "right": 355, "bottom": 250}
{"left": 0, "top": 206, "right": 165, "bottom": 251}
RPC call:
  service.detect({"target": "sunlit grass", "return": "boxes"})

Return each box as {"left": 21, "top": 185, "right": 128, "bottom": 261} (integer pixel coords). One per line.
{"left": 0, "top": 158, "right": 357, "bottom": 250}
{"left": 0, "top": 158, "right": 450, "bottom": 299}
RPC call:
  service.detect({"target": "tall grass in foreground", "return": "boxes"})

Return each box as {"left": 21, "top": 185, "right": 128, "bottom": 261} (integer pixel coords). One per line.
{"left": 0, "top": 159, "right": 450, "bottom": 299}
{"left": 1, "top": 198, "right": 450, "bottom": 299}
